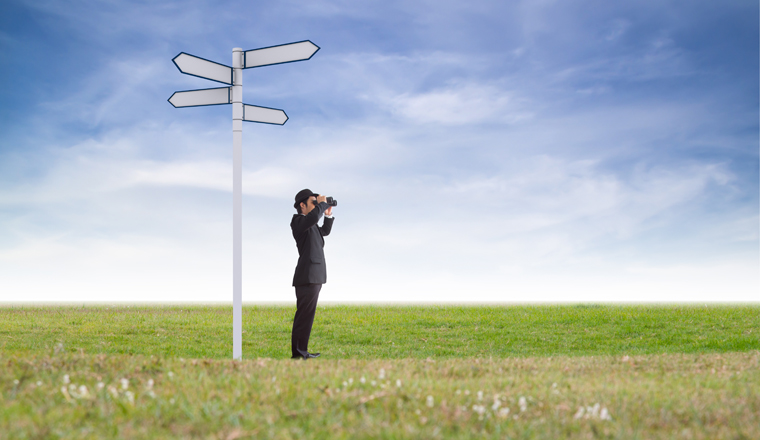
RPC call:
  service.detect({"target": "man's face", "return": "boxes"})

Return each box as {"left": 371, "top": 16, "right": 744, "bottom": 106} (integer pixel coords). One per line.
{"left": 301, "top": 196, "right": 317, "bottom": 215}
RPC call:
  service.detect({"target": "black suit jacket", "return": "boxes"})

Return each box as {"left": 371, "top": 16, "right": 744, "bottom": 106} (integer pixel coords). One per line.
{"left": 291, "top": 201, "right": 334, "bottom": 286}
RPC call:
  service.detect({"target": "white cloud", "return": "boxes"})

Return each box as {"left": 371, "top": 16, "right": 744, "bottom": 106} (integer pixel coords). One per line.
{"left": 128, "top": 162, "right": 298, "bottom": 197}
{"left": 552, "top": 36, "right": 692, "bottom": 84}
{"left": 384, "top": 83, "right": 533, "bottom": 125}
{"left": 2, "top": 92, "right": 755, "bottom": 303}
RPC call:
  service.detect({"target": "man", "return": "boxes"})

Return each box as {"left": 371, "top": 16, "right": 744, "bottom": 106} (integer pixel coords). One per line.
{"left": 290, "top": 189, "right": 334, "bottom": 359}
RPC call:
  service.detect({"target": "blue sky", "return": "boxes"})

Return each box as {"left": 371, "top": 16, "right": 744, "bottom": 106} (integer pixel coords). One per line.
{"left": 0, "top": 0, "right": 757, "bottom": 303}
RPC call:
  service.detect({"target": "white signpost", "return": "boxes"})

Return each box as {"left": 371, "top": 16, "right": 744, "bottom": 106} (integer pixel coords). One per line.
{"left": 173, "top": 53, "right": 233, "bottom": 85}
{"left": 244, "top": 41, "right": 320, "bottom": 68}
{"left": 243, "top": 104, "right": 289, "bottom": 125}
{"left": 168, "top": 87, "right": 230, "bottom": 108}
{"left": 169, "top": 41, "right": 319, "bottom": 360}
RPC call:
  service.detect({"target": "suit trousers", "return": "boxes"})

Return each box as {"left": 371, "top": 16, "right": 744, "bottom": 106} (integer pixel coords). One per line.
{"left": 292, "top": 283, "right": 321, "bottom": 358}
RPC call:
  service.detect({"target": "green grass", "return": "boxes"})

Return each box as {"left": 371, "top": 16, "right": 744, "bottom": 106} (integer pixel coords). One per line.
{"left": 1, "top": 304, "right": 758, "bottom": 359}
{"left": 2, "top": 304, "right": 758, "bottom": 439}
{"left": 3, "top": 351, "right": 758, "bottom": 439}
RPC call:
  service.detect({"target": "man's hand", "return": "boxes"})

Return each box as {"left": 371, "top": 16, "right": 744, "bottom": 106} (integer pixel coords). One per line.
{"left": 316, "top": 195, "right": 327, "bottom": 204}
{"left": 325, "top": 206, "right": 333, "bottom": 216}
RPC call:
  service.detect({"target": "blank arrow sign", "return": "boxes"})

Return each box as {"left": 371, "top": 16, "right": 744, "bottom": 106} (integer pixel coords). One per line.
{"left": 243, "top": 104, "right": 288, "bottom": 125}
{"left": 244, "top": 41, "right": 319, "bottom": 69}
{"left": 173, "top": 52, "right": 233, "bottom": 85}
{"left": 168, "top": 87, "right": 231, "bottom": 108}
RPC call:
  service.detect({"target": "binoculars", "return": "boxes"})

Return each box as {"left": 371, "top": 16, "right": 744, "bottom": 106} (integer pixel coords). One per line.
{"left": 313, "top": 195, "right": 338, "bottom": 207}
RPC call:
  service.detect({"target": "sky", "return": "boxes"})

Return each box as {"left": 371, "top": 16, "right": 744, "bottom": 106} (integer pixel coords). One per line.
{"left": 0, "top": 0, "right": 757, "bottom": 303}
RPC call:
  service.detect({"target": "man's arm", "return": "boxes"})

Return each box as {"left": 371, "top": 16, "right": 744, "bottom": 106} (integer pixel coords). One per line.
{"left": 291, "top": 201, "right": 328, "bottom": 235}
{"left": 319, "top": 216, "right": 334, "bottom": 236}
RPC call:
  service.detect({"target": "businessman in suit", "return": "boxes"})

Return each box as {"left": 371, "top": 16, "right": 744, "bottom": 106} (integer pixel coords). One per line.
{"left": 291, "top": 189, "right": 334, "bottom": 359}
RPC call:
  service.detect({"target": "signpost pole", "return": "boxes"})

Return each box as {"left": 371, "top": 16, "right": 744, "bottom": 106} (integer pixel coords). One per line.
{"left": 170, "top": 41, "right": 318, "bottom": 360}
{"left": 232, "top": 48, "right": 243, "bottom": 360}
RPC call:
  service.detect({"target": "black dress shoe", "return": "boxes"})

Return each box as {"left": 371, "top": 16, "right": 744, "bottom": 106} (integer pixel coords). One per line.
{"left": 306, "top": 352, "right": 320, "bottom": 358}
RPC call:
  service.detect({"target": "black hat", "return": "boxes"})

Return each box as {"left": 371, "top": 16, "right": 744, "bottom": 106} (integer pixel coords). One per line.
{"left": 294, "top": 189, "right": 317, "bottom": 209}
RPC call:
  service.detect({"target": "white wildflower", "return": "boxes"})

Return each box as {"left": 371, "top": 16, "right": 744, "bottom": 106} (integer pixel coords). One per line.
{"left": 379, "top": 368, "right": 386, "bottom": 380}
{"left": 498, "top": 407, "right": 511, "bottom": 418}
{"left": 472, "top": 404, "right": 486, "bottom": 419}
{"left": 396, "top": 379, "right": 402, "bottom": 388}
{"left": 120, "top": 378, "right": 129, "bottom": 390}
{"left": 455, "top": 389, "right": 461, "bottom": 395}
{"left": 343, "top": 381, "right": 348, "bottom": 387}
{"left": 464, "top": 390, "right": 470, "bottom": 395}
{"left": 348, "top": 378, "right": 353, "bottom": 385}
{"left": 124, "top": 390, "right": 135, "bottom": 404}
{"left": 426, "top": 395, "right": 434, "bottom": 408}
{"left": 147, "top": 390, "right": 156, "bottom": 399}
{"left": 36, "top": 381, "right": 42, "bottom": 386}
{"left": 600, "top": 407, "right": 612, "bottom": 420}
{"left": 62, "top": 374, "right": 70, "bottom": 384}
{"left": 371, "top": 380, "right": 377, "bottom": 387}
{"left": 551, "top": 382, "right": 560, "bottom": 395}
{"left": 271, "top": 376, "right": 276, "bottom": 383}
{"left": 78, "top": 385, "right": 89, "bottom": 398}
{"left": 590, "top": 403, "right": 600, "bottom": 418}
{"left": 97, "top": 382, "right": 104, "bottom": 391}
{"left": 146, "top": 379, "right": 154, "bottom": 389}
{"left": 360, "top": 376, "right": 366, "bottom": 384}
{"left": 169, "top": 398, "right": 175, "bottom": 404}
{"left": 13, "top": 379, "right": 19, "bottom": 385}
{"left": 574, "top": 403, "right": 611, "bottom": 421}
{"left": 519, "top": 396, "right": 527, "bottom": 412}
{"left": 167, "top": 371, "right": 174, "bottom": 378}
{"left": 477, "top": 390, "right": 483, "bottom": 401}
{"left": 60, "top": 386, "right": 72, "bottom": 401}
{"left": 574, "top": 406, "right": 585, "bottom": 419}
{"left": 491, "top": 396, "right": 501, "bottom": 411}
{"left": 107, "top": 385, "right": 119, "bottom": 398}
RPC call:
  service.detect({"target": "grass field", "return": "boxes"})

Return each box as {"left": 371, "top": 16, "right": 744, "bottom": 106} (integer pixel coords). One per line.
{"left": 2, "top": 304, "right": 757, "bottom": 359}
{"left": 2, "top": 304, "right": 758, "bottom": 439}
